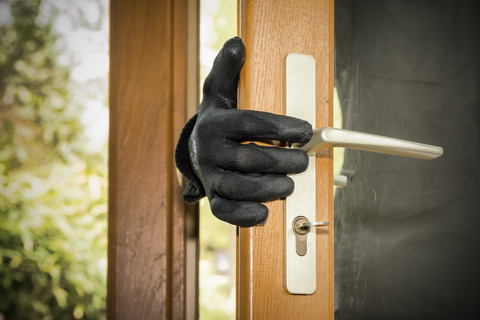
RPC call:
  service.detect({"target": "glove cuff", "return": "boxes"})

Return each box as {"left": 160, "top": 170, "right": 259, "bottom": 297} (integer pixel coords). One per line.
{"left": 175, "top": 113, "right": 206, "bottom": 203}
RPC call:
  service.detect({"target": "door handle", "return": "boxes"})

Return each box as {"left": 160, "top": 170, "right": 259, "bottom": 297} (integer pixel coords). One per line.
{"left": 284, "top": 52, "right": 444, "bottom": 295}
{"left": 294, "top": 127, "right": 443, "bottom": 160}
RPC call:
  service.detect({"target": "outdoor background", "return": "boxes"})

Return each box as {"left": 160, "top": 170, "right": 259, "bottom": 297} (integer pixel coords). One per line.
{"left": 0, "top": 0, "right": 108, "bottom": 319}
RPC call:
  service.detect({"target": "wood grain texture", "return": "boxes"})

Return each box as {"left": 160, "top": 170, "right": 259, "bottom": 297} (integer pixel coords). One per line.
{"left": 236, "top": 0, "right": 334, "bottom": 319}
{"left": 185, "top": 1, "right": 200, "bottom": 319}
{"left": 109, "top": 0, "right": 198, "bottom": 318}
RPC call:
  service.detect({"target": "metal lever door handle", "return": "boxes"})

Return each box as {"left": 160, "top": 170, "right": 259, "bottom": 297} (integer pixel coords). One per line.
{"left": 285, "top": 53, "right": 445, "bottom": 295}
{"left": 294, "top": 127, "right": 443, "bottom": 160}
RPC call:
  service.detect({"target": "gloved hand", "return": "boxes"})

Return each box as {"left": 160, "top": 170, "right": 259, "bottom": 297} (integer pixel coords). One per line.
{"left": 175, "top": 37, "right": 312, "bottom": 227}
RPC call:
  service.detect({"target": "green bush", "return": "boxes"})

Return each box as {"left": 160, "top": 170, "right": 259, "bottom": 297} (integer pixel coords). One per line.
{"left": 0, "top": 0, "right": 107, "bottom": 318}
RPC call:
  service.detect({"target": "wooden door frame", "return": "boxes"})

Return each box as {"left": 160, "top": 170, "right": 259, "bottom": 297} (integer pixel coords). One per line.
{"left": 108, "top": 0, "right": 199, "bottom": 319}
{"left": 237, "top": 0, "right": 335, "bottom": 318}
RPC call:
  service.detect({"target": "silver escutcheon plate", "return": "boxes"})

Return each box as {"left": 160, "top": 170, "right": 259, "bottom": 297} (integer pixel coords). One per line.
{"left": 285, "top": 53, "right": 317, "bottom": 295}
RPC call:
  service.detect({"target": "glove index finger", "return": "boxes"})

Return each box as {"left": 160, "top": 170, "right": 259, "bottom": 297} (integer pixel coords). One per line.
{"left": 202, "top": 37, "right": 246, "bottom": 109}
{"left": 225, "top": 110, "right": 313, "bottom": 144}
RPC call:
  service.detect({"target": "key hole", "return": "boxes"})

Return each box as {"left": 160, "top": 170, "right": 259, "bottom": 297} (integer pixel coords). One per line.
{"left": 293, "top": 216, "right": 310, "bottom": 256}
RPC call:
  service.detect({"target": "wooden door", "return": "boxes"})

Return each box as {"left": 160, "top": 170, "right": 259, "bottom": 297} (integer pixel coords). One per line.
{"left": 236, "top": 0, "right": 335, "bottom": 319}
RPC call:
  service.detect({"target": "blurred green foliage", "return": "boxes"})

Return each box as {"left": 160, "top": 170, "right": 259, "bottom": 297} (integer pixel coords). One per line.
{"left": 0, "top": 0, "right": 107, "bottom": 319}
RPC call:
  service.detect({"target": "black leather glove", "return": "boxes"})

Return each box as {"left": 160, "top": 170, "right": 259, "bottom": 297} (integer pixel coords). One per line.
{"left": 175, "top": 37, "right": 312, "bottom": 227}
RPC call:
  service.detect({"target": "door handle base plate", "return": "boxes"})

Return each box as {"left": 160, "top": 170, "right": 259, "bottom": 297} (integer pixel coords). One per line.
{"left": 285, "top": 53, "right": 317, "bottom": 295}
